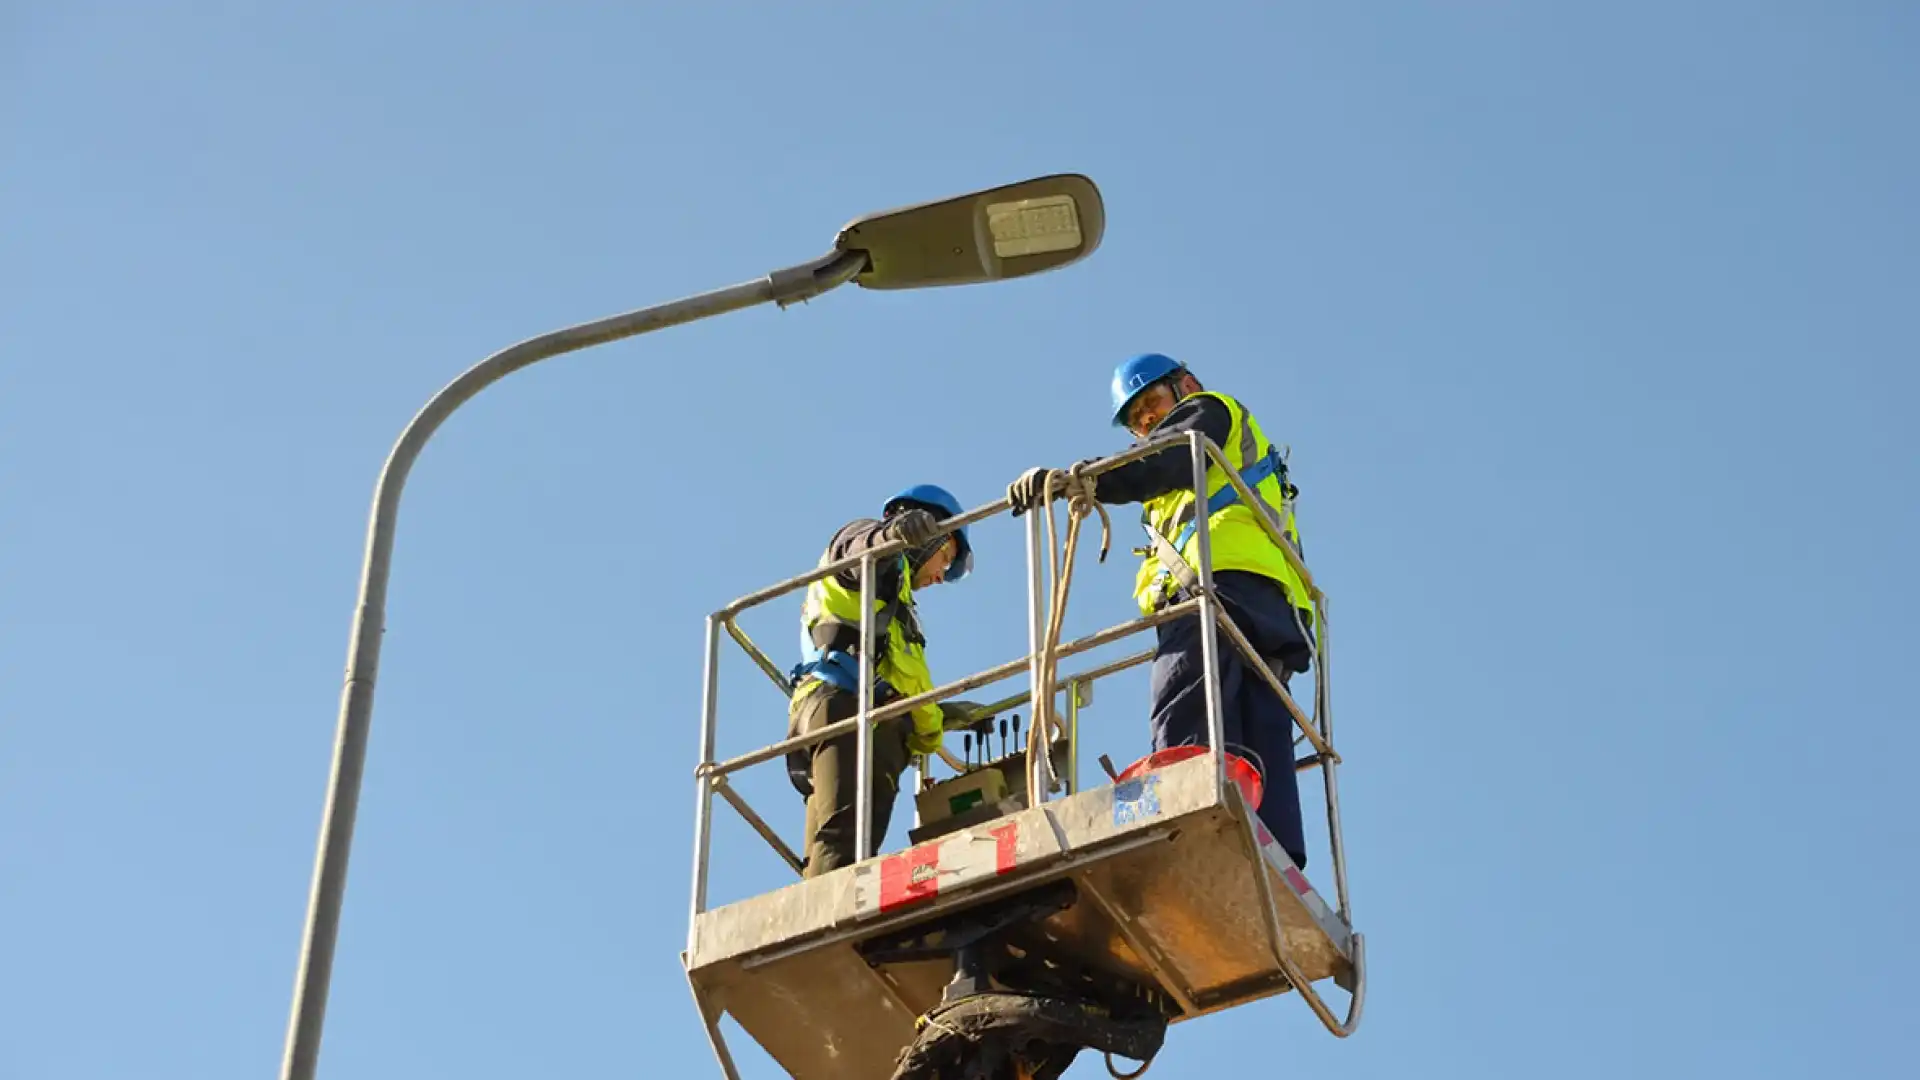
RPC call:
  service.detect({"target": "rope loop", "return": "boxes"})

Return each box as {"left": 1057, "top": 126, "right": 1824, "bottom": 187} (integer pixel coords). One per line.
{"left": 1027, "top": 468, "right": 1112, "bottom": 796}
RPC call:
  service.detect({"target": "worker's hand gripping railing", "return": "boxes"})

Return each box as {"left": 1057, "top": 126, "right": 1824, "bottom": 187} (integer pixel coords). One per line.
{"left": 685, "top": 428, "right": 1362, "bottom": 1036}
{"left": 1021, "top": 465, "right": 1113, "bottom": 802}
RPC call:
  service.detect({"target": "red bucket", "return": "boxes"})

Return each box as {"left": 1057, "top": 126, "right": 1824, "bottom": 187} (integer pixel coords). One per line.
{"left": 1114, "top": 746, "right": 1264, "bottom": 809}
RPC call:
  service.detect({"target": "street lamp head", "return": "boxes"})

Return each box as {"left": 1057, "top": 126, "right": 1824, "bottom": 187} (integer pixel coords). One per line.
{"left": 833, "top": 173, "right": 1105, "bottom": 291}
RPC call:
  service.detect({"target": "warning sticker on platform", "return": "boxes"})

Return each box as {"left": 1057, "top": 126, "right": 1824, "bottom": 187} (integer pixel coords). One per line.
{"left": 853, "top": 813, "right": 1064, "bottom": 918}
{"left": 1111, "top": 774, "right": 1162, "bottom": 828}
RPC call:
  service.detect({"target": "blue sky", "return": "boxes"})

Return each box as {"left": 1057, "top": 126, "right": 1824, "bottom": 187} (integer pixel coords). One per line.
{"left": 4, "top": 3, "right": 1916, "bottom": 1078}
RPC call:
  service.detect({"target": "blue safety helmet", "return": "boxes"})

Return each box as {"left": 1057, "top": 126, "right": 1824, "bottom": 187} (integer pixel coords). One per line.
{"left": 882, "top": 483, "right": 973, "bottom": 583}
{"left": 1110, "top": 352, "right": 1189, "bottom": 427}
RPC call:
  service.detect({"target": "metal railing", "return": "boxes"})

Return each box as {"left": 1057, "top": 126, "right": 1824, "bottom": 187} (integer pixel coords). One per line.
{"left": 685, "top": 428, "right": 1353, "bottom": 944}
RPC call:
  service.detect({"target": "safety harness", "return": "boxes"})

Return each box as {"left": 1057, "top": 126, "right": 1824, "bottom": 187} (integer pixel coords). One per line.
{"left": 788, "top": 645, "right": 899, "bottom": 699}
{"left": 1165, "top": 443, "right": 1290, "bottom": 552}
{"left": 787, "top": 554, "right": 916, "bottom": 701}
{"left": 1140, "top": 434, "right": 1296, "bottom": 605}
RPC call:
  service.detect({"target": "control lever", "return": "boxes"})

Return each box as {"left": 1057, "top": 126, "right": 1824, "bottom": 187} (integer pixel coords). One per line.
{"left": 998, "top": 717, "right": 1008, "bottom": 760}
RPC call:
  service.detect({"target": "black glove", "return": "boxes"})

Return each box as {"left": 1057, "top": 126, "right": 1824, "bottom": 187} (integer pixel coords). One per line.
{"left": 888, "top": 508, "right": 940, "bottom": 547}
{"left": 1007, "top": 467, "right": 1066, "bottom": 515}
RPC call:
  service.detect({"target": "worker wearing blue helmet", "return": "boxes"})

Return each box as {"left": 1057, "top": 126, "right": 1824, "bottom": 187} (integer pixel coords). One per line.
{"left": 784, "top": 483, "right": 994, "bottom": 877}
{"left": 1007, "top": 354, "right": 1317, "bottom": 869}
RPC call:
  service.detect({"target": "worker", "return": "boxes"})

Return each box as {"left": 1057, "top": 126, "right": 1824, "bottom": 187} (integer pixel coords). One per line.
{"left": 1006, "top": 353, "right": 1316, "bottom": 868}
{"left": 785, "top": 484, "right": 992, "bottom": 877}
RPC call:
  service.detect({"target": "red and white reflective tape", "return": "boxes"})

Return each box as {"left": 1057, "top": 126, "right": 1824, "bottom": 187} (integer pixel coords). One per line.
{"left": 854, "top": 816, "right": 1060, "bottom": 916}
{"left": 1255, "top": 820, "right": 1340, "bottom": 928}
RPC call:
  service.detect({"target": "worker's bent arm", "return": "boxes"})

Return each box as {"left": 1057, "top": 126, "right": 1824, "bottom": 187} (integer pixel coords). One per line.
{"left": 825, "top": 518, "right": 908, "bottom": 596}
{"left": 1092, "top": 395, "right": 1234, "bottom": 504}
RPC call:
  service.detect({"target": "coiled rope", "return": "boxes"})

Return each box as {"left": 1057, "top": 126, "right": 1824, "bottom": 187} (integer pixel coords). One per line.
{"left": 1026, "top": 464, "right": 1111, "bottom": 800}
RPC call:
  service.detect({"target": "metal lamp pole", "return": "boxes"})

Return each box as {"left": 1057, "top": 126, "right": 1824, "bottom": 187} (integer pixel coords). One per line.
{"left": 279, "top": 251, "right": 861, "bottom": 1080}
{"left": 277, "top": 174, "right": 1105, "bottom": 1080}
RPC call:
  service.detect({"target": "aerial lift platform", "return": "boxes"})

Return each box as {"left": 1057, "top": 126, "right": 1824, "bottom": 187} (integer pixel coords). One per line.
{"left": 683, "top": 431, "right": 1365, "bottom": 1080}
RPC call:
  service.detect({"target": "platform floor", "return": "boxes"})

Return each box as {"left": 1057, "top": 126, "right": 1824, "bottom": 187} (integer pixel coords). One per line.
{"left": 686, "top": 753, "right": 1354, "bottom": 1080}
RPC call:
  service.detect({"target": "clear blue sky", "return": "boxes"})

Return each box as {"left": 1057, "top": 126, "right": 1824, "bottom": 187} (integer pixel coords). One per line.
{"left": 4, "top": 3, "right": 1915, "bottom": 1078}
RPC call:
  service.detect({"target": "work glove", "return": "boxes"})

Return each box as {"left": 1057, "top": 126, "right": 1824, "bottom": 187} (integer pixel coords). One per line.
{"left": 907, "top": 723, "right": 945, "bottom": 757}
{"left": 940, "top": 699, "right": 996, "bottom": 735}
{"left": 1007, "top": 467, "right": 1067, "bottom": 515}
{"left": 888, "top": 508, "right": 940, "bottom": 547}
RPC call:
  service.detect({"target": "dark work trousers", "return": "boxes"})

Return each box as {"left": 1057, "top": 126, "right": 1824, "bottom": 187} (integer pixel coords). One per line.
{"left": 786, "top": 683, "right": 911, "bottom": 878}
{"left": 1149, "top": 570, "right": 1315, "bottom": 868}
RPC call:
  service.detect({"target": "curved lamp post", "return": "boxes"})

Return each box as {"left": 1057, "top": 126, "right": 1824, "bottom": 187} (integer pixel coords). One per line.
{"left": 278, "top": 174, "right": 1106, "bottom": 1080}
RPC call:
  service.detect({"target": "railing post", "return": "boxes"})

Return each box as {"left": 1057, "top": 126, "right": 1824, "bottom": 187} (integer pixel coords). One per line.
{"left": 1066, "top": 679, "right": 1080, "bottom": 796}
{"left": 855, "top": 552, "right": 877, "bottom": 861}
{"left": 1188, "top": 432, "right": 1228, "bottom": 804}
{"left": 687, "top": 614, "right": 722, "bottom": 952}
{"left": 1023, "top": 506, "right": 1050, "bottom": 805}
{"left": 1317, "top": 594, "right": 1352, "bottom": 922}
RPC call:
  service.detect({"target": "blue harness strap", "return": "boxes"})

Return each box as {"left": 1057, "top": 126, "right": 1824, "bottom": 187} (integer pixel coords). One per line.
{"left": 790, "top": 552, "right": 914, "bottom": 699}
{"left": 788, "top": 646, "right": 898, "bottom": 699}
{"left": 1166, "top": 446, "right": 1287, "bottom": 553}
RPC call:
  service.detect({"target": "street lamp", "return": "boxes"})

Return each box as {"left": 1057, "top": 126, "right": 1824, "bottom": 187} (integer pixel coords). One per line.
{"left": 276, "top": 174, "right": 1105, "bottom": 1080}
